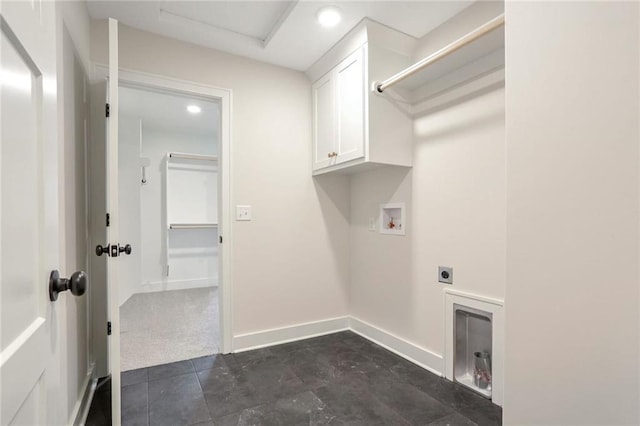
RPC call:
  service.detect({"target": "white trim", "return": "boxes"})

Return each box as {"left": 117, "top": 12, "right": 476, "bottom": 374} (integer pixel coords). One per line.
{"left": 231, "top": 315, "right": 444, "bottom": 378}
{"left": 444, "top": 288, "right": 504, "bottom": 307}
{"left": 262, "top": 0, "right": 298, "bottom": 48}
{"left": 93, "top": 63, "right": 231, "bottom": 97}
{"left": 107, "top": 18, "right": 122, "bottom": 425}
{"left": 444, "top": 289, "right": 504, "bottom": 407}
{"left": 138, "top": 278, "right": 218, "bottom": 294}
{"left": 233, "top": 317, "right": 350, "bottom": 352}
{"left": 92, "top": 63, "right": 233, "bottom": 355}
{"left": 349, "top": 316, "right": 443, "bottom": 376}
{"left": 70, "top": 365, "right": 95, "bottom": 426}
{"left": 219, "top": 78, "right": 233, "bottom": 355}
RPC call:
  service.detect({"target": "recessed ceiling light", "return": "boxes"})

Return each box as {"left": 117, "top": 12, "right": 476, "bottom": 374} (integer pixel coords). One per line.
{"left": 317, "top": 6, "right": 341, "bottom": 28}
{"left": 187, "top": 105, "right": 202, "bottom": 114}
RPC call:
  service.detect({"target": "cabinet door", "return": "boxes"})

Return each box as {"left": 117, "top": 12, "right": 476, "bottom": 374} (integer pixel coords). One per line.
{"left": 335, "top": 47, "right": 365, "bottom": 164}
{"left": 312, "top": 73, "right": 335, "bottom": 171}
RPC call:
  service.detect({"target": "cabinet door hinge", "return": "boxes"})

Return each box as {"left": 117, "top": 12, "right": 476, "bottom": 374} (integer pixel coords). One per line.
{"left": 105, "top": 103, "right": 110, "bottom": 118}
{"left": 219, "top": 236, "right": 223, "bottom": 244}
{"left": 107, "top": 321, "right": 112, "bottom": 336}
{"left": 106, "top": 213, "right": 110, "bottom": 227}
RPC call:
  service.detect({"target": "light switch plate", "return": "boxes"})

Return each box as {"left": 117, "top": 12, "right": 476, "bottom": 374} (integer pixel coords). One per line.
{"left": 438, "top": 266, "right": 453, "bottom": 284}
{"left": 236, "top": 205, "right": 252, "bottom": 221}
{"left": 368, "top": 217, "right": 376, "bottom": 231}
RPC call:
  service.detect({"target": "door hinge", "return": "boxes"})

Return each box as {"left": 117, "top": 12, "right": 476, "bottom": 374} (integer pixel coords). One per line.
{"left": 107, "top": 321, "right": 112, "bottom": 335}
{"left": 105, "top": 103, "right": 110, "bottom": 118}
{"left": 106, "top": 213, "right": 110, "bottom": 227}
{"left": 219, "top": 236, "right": 223, "bottom": 244}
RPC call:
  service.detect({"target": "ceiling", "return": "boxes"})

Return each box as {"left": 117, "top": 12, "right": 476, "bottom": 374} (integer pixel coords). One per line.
{"left": 120, "top": 85, "right": 219, "bottom": 137}
{"left": 85, "top": 1, "right": 474, "bottom": 71}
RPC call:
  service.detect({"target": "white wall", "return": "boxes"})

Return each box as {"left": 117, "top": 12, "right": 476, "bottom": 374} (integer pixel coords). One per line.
{"left": 118, "top": 116, "right": 219, "bottom": 302}
{"left": 90, "top": 22, "right": 350, "bottom": 337}
{"left": 140, "top": 127, "right": 218, "bottom": 292}
{"left": 57, "top": 0, "right": 92, "bottom": 74}
{"left": 85, "top": 4, "right": 640, "bottom": 424}
{"left": 349, "top": 0, "right": 505, "bottom": 372}
{"left": 412, "top": 1, "right": 503, "bottom": 62}
{"left": 118, "top": 116, "right": 142, "bottom": 305}
{"left": 350, "top": 86, "right": 505, "bottom": 361}
{"left": 504, "top": 2, "right": 639, "bottom": 424}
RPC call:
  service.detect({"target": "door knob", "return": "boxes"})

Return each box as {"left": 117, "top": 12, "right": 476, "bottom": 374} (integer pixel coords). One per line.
{"left": 96, "top": 243, "right": 132, "bottom": 257}
{"left": 96, "top": 244, "right": 109, "bottom": 256}
{"left": 49, "top": 270, "right": 87, "bottom": 301}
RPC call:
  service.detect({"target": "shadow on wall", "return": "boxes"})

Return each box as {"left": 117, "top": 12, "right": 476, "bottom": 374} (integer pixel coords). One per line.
{"left": 414, "top": 83, "right": 505, "bottom": 144}
{"left": 313, "top": 173, "right": 350, "bottom": 222}
{"left": 349, "top": 167, "right": 411, "bottom": 229}
{"left": 312, "top": 173, "right": 351, "bottom": 297}
{"left": 348, "top": 166, "right": 414, "bottom": 335}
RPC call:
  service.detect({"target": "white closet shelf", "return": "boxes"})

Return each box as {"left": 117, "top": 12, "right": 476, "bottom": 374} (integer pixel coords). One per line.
{"left": 374, "top": 14, "right": 505, "bottom": 116}
{"left": 167, "top": 152, "right": 218, "bottom": 162}
{"left": 169, "top": 223, "right": 218, "bottom": 229}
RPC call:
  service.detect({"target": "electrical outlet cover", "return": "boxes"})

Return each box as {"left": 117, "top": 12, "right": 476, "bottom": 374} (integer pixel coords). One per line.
{"left": 236, "top": 205, "right": 252, "bottom": 221}
{"left": 439, "top": 266, "right": 453, "bottom": 284}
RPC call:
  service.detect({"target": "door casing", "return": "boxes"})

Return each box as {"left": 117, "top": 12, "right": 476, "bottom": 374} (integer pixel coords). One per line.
{"left": 89, "top": 64, "right": 234, "bottom": 374}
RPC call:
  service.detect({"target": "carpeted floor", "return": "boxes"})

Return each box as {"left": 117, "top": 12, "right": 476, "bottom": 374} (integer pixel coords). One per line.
{"left": 120, "top": 287, "right": 219, "bottom": 371}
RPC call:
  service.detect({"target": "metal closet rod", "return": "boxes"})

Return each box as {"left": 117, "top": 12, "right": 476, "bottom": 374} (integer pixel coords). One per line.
{"left": 169, "top": 223, "right": 218, "bottom": 229}
{"left": 376, "top": 14, "right": 505, "bottom": 93}
{"left": 168, "top": 152, "right": 217, "bottom": 161}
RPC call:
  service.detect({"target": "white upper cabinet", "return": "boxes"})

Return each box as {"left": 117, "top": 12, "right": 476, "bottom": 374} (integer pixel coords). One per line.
{"left": 308, "top": 20, "right": 414, "bottom": 175}
{"left": 312, "top": 47, "right": 366, "bottom": 171}
{"left": 312, "top": 73, "right": 335, "bottom": 170}
{"left": 334, "top": 47, "right": 365, "bottom": 164}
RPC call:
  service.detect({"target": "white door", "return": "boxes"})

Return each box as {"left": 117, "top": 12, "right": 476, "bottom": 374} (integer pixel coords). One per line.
{"left": 0, "top": 1, "right": 60, "bottom": 425}
{"left": 335, "top": 47, "right": 365, "bottom": 164}
{"left": 87, "top": 18, "right": 122, "bottom": 425}
{"left": 312, "top": 73, "right": 335, "bottom": 171}
{"left": 106, "top": 18, "right": 123, "bottom": 425}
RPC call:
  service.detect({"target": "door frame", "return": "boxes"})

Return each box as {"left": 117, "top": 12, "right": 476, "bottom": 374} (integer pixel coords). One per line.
{"left": 93, "top": 65, "right": 234, "bottom": 356}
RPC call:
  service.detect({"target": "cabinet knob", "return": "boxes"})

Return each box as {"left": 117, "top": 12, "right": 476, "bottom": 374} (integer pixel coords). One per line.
{"left": 327, "top": 152, "right": 337, "bottom": 158}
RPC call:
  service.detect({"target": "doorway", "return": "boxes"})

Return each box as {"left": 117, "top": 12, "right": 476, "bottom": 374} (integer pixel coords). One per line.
{"left": 88, "top": 68, "right": 232, "bottom": 416}
{"left": 118, "top": 84, "right": 221, "bottom": 371}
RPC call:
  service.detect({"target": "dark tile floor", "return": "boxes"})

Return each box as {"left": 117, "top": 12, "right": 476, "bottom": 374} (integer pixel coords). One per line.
{"left": 86, "top": 331, "right": 501, "bottom": 426}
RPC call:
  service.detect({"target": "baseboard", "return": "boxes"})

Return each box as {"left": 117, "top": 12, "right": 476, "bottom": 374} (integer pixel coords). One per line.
{"left": 231, "top": 315, "right": 443, "bottom": 377}
{"left": 139, "top": 278, "right": 217, "bottom": 294}
{"left": 70, "top": 364, "right": 96, "bottom": 426}
{"left": 233, "top": 316, "right": 350, "bottom": 352}
{"left": 349, "top": 316, "right": 444, "bottom": 376}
